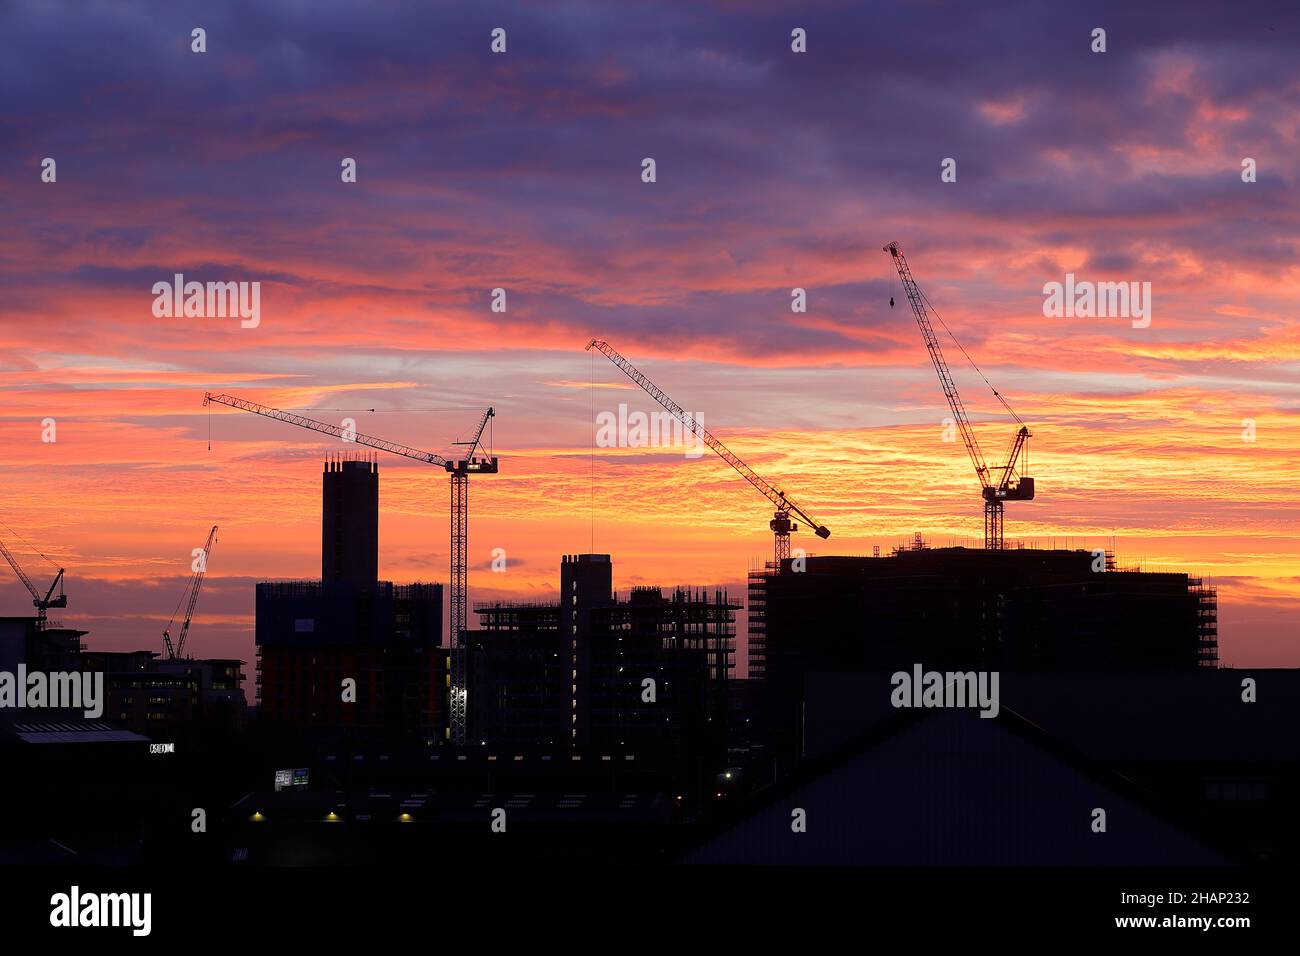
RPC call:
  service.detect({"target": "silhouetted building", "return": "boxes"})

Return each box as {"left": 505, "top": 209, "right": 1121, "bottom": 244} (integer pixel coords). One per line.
{"left": 749, "top": 543, "right": 1218, "bottom": 773}
{"left": 753, "top": 545, "right": 1217, "bottom": 676}
{"left": 684, "top": 705, "right": 1233, "bottom": 866}
{"left": 467, "top": 601, "right": 566, "bottom": 747}
{"left": 0, "top": 615, "right": 159, "bottom": 865}
{"left": 323, "top": 455, "right": 379, "bottom": 589}
{"left": 469, "top": 555, "right": 736, "bottom": 783}
{"left": 256, "top": 581, "right": 443, "bottom": 734}
{"left": 79, "top": 650, "right": 246, "bottom": 738}
{"left": 0, "top": 617, "right": 84, "bottom": 677}
{"left": 713, "top": 668, "right": 1300, "bottom": 865}
{"left": 255, "top": 458, "right": 444, "bottom": 737}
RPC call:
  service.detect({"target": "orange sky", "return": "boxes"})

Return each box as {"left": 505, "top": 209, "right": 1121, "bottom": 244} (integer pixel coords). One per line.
{"left": 1, "top": 0, "right": 1298, "bottom": 670}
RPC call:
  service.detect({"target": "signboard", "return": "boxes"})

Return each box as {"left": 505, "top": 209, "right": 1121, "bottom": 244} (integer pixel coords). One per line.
{"left": 274, "top": 767, "right": 310, "bottom": 791}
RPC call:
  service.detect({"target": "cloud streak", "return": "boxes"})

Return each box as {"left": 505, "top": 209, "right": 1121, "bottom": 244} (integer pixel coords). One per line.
{"left": 0, "top": 0, "right": 1297, "bottom": 670}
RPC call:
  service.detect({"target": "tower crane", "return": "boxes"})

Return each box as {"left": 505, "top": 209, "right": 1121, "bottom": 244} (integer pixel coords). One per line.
{"left": 0, "top": 536, "right": 66, "bottom": 628}
{"left": 586, "top": 338, "right": 830, "bottom": 568}
{"left": 447, "top": 405, "right": 495, "bottom": 735}
{"left": 163, "top": 525, "right": 217, "bottom": 660}
{"left": 202, "top": 392, "right": 497, "bottom": 745}
{"left": 883, "top": 242, "right": 1034, "bottom": 549}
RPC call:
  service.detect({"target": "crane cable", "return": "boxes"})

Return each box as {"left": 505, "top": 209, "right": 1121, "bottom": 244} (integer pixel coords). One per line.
{"left": 0, "top": 519, "right": 63, "bottom": 572}
{"left": 164, "top": 568, "right": 198, "bottom": 633}
{"left": 915, "top": 284, "right": 1024, "bottom": 426}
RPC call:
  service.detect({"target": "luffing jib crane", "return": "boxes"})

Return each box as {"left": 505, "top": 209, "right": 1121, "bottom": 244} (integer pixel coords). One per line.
{"left": 0, "top": 536, "right": 66, "bottom": 628}
{"left": 203, "top": 392, "right": 497, "bottom": 745}
{"left": 164, "top": 525, "right": 218, "bottom": 659}
{"left": 884, "top": 242, "right": 1034, "bottom": 549}
{"left": 586, "top": 338, "right": 830, "bottom": 569}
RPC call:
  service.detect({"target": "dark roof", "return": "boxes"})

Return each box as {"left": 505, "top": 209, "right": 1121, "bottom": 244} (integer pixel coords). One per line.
{"left": 3, "top": 720, "right": 150, "bottom": 745}
{"left": 685, "top": 705, "right": 1235, "bottom": 866}
{"left": 804, "top": 670, "right": 1300, "bottom": 762}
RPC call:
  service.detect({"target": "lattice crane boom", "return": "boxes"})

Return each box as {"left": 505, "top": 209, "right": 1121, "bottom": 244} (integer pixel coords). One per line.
{"left": 586, "top": 338, "right": 829, "bottom": 567}
{"left": 884, "top": 244, "right": 992, "bottom": 486}
{"left": 883, "top": 242, "right": 1034, "bottom": 549}
{"left": 453, "top": 407, "right": 494, "bottom": 461}
{"left": 0, "top": 539, "right": 39, "bottom": 602}
{"left": 164, "top": 524, "right": 217, "bottom": 659}
{"left": 203, "top": 393, "right": 449, "bottom": 465}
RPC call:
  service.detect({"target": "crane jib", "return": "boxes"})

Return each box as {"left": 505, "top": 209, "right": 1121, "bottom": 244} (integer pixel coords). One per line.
{"left": 883, "top": 242, "right": 1034, "bottom": 547}
{"left": 204, "top": 393, "right": 450, "bottom": 466}
{"left": 585, "top": 338, "right": 830, "bottom": 541}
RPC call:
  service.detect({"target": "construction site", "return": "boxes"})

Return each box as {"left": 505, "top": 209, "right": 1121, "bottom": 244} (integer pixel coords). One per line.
{"left": 470, "top": 553, "right": 737, "bottom": 760}
{"left": 4, "top": 244, "right": 1222, "bottom": 749}
{"left": 0, "top": 241, "right": 1246, "bottom": 869}
{"left": 589, "top": 242, "right": 1219, "bottom": 681}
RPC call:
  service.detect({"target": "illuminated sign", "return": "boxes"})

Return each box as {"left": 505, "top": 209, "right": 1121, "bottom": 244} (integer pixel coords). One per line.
{"left": 274, "top": 767, "right": 310, "bottom": 791}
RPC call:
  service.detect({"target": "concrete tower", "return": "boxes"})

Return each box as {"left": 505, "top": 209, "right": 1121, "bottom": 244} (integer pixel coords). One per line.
{"left": 322, "top": 455, "right": 378, "bottom": 589}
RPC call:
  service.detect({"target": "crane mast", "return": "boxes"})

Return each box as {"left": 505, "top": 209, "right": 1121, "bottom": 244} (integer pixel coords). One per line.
{"left": 445, "top": 405, "right": 496, "bottom": 742}
{"left": 203, "top": 392, "right": 497, "bottom": 745}
{"left": 164, "top": 525, "right": 218, "bottom": 659}
{"left": 586, "top": 338, "right": 829, "bottom": 568}
{"left": 883, "top": 242, "right": 1034, "bottom": 549}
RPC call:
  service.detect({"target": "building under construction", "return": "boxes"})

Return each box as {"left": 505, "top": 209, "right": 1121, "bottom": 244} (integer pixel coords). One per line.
{"left": 469, "top": 554, "right": 737, "bottom": 782}
{"left": 748, "top": 540, "right": 1218, "bottom": 770}
{"left": 750, "top": 541, "right": 1217, "bottom": 676}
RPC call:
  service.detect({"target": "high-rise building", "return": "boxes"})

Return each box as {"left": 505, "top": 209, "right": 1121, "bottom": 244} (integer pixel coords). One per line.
{"left": 255, "top": 458, "right": 444, "bottom": 737}
{"left": 561, "top": 553, "right": 612, "bottom": 746}
{"left": 322, "top": 455, "right": 379, "bottom": 589}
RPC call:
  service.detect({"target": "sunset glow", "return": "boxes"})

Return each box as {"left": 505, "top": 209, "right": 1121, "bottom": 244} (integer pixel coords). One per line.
{"left": 1, "top": 1, "right": 1297, "bottom": 670}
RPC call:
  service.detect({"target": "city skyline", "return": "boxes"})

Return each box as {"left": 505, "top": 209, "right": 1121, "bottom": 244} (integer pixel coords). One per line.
{"left": 1, "top": 0, "right": 1297, "bottom": 669}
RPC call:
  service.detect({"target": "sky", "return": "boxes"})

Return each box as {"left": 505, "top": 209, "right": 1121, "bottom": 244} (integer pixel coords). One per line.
{"left": 0, "top": 0, "right": 1297, "bottom": 672}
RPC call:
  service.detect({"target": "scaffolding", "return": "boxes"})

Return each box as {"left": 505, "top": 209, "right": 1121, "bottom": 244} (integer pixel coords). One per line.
{"left": 747, "top": 562, "right": 776, "bottom": 680}
{"left": 1189, "top": 576, "right": 1220, "bottom": 667}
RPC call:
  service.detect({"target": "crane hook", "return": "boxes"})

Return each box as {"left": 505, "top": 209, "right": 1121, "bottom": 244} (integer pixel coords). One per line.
{"left": 889, "top": 296, "right": 895, "bottom": 308}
